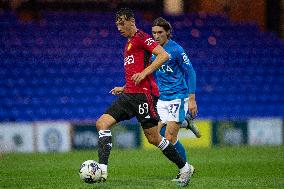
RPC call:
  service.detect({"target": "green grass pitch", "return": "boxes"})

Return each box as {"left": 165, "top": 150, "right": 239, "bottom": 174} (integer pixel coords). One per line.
{"left": 0, "top": 146, "right": 284, "bottom": 189}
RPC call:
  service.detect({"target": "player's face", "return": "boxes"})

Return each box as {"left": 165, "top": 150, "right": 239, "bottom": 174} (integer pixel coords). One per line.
{"left": 115, "top": 16, "right": 133, "bottom": 38}
{"left": 152, "top": 26, "right": 169, "bottom": 46}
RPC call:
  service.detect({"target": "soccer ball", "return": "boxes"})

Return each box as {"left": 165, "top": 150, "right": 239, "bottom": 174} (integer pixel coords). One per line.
{"left": 79, "top": 160, "right": 102, "bottom": 183}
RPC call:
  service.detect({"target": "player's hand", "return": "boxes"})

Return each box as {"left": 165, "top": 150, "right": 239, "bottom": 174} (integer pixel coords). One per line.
{"left": 189, "top": 98, "right": 198, "bottom": 118}
{"left": 131, "top": 72, "right": 147, "bottom": 85}
{"left": 109, "top": 86, "right": 124, "bottom": 95}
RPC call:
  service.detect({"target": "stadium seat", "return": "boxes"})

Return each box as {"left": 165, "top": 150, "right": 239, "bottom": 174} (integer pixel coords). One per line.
{"left": 0, "top": 11, "right": 283, "bottom": 121}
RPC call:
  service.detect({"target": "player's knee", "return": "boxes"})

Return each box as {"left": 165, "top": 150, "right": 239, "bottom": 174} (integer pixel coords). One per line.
{"left": 147, "top": 136, "right": 160, "bottom": 146}
{"left": 95, "top": 119, "right": 103, "bottom": 130}
{"left": 145, "top": 132, "right": 160, "bottom": 145}
{"left": 96, "top": 118, "right": 109, "bottom": 130}
{"left": 165, "top": 133, "right": 177, "bottom": 144}
{"left": 96, "top": 114, "right": 116, "bottom": 130}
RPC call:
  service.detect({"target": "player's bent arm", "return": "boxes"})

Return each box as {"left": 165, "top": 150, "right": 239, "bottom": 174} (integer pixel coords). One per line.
{"left": 143, "top": 45, "right": 169, "bottom": 76}
{"left": 132, "top": 45, "right": 169, "bottom": 84}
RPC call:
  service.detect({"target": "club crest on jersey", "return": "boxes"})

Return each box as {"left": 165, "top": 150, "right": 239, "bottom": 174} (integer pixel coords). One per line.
{"left": 127, "top": 43, "right": 132, "bottom": 51}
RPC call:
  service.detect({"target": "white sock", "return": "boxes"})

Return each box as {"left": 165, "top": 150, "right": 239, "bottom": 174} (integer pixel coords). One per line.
{"left": 179, "top": 162, "right": 190, "bottom": 173}
{"left": 99, "top": 164, "right": 107, "bottom": 173}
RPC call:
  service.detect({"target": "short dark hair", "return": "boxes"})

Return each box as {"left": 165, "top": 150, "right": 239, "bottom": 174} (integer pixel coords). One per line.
{"left": 152, "top": 17, "right": 173, "bottom": 38}
{"left": 115, "top": 7, "right": 135, "bottom": 22}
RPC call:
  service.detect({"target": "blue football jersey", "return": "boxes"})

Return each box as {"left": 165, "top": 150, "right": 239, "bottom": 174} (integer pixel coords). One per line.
{"left": 152, "top": 40, "right": 196, "bottom": 101}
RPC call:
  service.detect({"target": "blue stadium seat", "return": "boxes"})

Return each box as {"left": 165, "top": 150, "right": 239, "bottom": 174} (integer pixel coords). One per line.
{"left": 0, "top": 11, "right": 283, "bottom": 121}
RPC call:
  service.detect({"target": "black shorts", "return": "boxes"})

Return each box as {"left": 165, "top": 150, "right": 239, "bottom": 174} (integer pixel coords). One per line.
{"left": 105, "top": 93, "right": 160, "bottom": 129}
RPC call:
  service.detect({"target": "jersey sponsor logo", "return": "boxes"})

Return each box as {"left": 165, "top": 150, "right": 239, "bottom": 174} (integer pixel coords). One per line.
{"left": 158, "top": 64, "right": 174, "bottom": 73}
{"left": 124, "top": 55, "right": 134, "bottom": 65}
{"left": 145, "top": 38, "right": 155, "bottom": 46}
{"left": 181, "top": 53, "right": 190, "bottom": 65}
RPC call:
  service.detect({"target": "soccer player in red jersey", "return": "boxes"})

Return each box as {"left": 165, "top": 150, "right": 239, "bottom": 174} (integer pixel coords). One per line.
{"left": 95, "top": 8, "right": 191, "bottom": 187}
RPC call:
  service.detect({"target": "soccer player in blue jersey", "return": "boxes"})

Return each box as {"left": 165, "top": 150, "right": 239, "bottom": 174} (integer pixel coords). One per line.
{"left": 151, "top": 17, "right": 200, "bottom": 180}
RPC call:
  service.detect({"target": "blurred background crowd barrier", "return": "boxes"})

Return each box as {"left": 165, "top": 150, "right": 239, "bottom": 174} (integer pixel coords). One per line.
{"left": 0, "top": 0, "right": 283, "bottom": 152}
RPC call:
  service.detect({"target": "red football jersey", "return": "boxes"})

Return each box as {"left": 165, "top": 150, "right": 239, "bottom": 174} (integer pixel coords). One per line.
{"left": 123, "top": 30, "right": 159, "bottom": 96}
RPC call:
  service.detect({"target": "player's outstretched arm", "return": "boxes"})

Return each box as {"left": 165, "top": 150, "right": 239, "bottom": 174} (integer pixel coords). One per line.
{"left": 149, "top": 45, "right": 170, "bottom": 74}
{"left": 132, "top": 45, "right": 169, "bottom": 85}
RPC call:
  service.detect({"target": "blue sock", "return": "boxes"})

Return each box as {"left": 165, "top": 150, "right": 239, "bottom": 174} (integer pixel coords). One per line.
{"left": 173, "top": 140, "right": 187, "bottom": 162}
{"left": 160, "top": 125, "right": 166, "bottom": 137}
{"left": 160, "top": 125, "right": 187, "bottom": 162}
